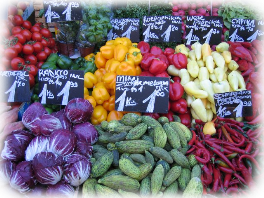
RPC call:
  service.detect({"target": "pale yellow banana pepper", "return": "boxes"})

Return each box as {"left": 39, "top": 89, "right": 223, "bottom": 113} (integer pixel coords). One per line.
{"left": 214, "top": 67, "right": 225, "bottom": 82}
{"left": 197, "top": 59, "right": 205, "bottom": 67}
{"left": 233, "top": 70, "right": 246, "bottom": 89}
{"left": 198, "top": 67, "right": 209, "bottom": 81}
{"left": 186, "top": 94, "right": 194, "bottom": 107}
{"left": 206, "top": 109, "right": 214, "bottom": 122}
{"left": 228, "top": 71, "right": 239, "bottom": 91}
{"left": 167, "top": 65, "right": 180, "bottom": 76}
{"left": 194, "top": 78, "right": 202, "bottom": 89}
{"left": 188, "top": 50, "right": 196, "bottom": 61}
{"left": 191, "top": 108, "right": 200, "bottom": 119}
{"left": 213, "top": 80, "right": 230, "bottom": 93}
{"left": 191, "top": 42, "right": 202, "bottom": 60}
{"left": 179, "top": 69, "right": 191, "bottom": 86}
{"left": 209, "top": 73, "right": 217, "bottom": 82}
{"left": 212, "top": 51, "right": 225, "bottom": 68}
{"left": 222, "top": 51, "right": 232, "bottom": 64}
{"left": 202, "top": 43, "right": 212, "bottom": 62}
{"left": 205, "top": 55, "right": 215, "bottom": 73}
{"left": 228, "top": 60, "right": 239, "bottom": 71}
{"left": 184, "top": 81, "right": 208, "bottom": 98}
{"left": 216, "top": 42, "right": 229, "bottom": 53}
{"left": 187, "top": 60, "right": 199, "bottom": 78}
{"left": 211, "top": 102, "right": 217, "bottom": 114}
{"left": 191, "top": 98, "right": 207, "bottom": 122}
{"left": 200, "top": 79, "right": 215, "bottom": 104}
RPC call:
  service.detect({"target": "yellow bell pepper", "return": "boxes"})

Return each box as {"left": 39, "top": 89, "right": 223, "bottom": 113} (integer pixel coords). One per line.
{"left": 106, "top": 59, "right": 120, "bottom": 73}
{"left": 228, "top": 60, "right": 239, "bottom": 71}
{"left": 187, "top": 60, "right": 199, "bottom": 78}
{"left": 84, "top": 53, "right": 95, "bottom": 61}
{"left": 84, "top": 87, "right": 89, "bottom": 96}
{"left": 128, "top": 47, "right": 142, "bottom": 66}
{"left": 200, "top": 79, "right": 215, "bottom": 104}
{"left": 131, "top": 43, "right": 138, "bottom": 48}
{"left": 191, "top": 98, "right": 207, "bottom": 122}
{"left": 191, "top": 42, "right": 202, "bottom": 60}
{"left": 214, "top": 67, "right": 225, "bottom": 82}
{"left": 205, "top": 55, "right": 215, "bottom": 74}
{"left": 124, "top": 54, "right": 135, "bottom": 67}
{"left": 94, "top": 82, "right": 110, "bottom": 93}
{"left": 179, "top": 69, "right": 191, "bottom": 86}
{"left": 92, "top": 86, "right": 110, "bottom": 104}
{"left": 103, "top": 95, "right": 115, "bottom": 111}
{"left": 198, "top": 67, "right": 209, "bottom": 81}
{"left": 212, "top": 52, "right": 225, "bottom": 68}
{"left": 216, "top": 42, "right": 229, "bottom": 53}
{"left": 202, "top": 43, "right": 211, "bottom": 62}
{"left": 106, "top": 40, "right": 115, "bottom": 46}
{"left": 100, "top": 45, "right": 115, "bottom": 60}
{"left": 184, "top": 81, "right": 208, "bottom": 99}
{"left": 135, "top": 65, "right": 142, "bottom": 76}
{"left": 107, "top": 110, "right": 124, "bottom": 122}
{"left": 222, "top": 51, "right": 232, "bottom": 64}
{"left": 91, "top": 105, "right": 108, "bottom": 125}
{"left": 116, "top": 61, "right": 136, "bottom": 76}
{"left": 84, "top": 95, "right": 96, "bottom": 108}
{"left": 203, "top": 120, "right": 216, "bottom": 135}
{"left": 84, "top": 72, "right": 98, "bottom": 89}
{"left": 102, "top": 72, "right": 117, "bottom": 90}
{"left": 94, "top": 68, "right": 106, "bottom": 83}
{"left": 95, "top": 52, "right": 107, "bottom": 68}
{"left": 114, "top": 37, "right": 132, "bottom": 47}
{"left": 213, "top": 80, "right": 230, "bottom": 93}
{"left": 175, "top": 44, "right": 189, "bottom": 57}
{"left": 114, "top": 44, "right": 129, "bottom": 62}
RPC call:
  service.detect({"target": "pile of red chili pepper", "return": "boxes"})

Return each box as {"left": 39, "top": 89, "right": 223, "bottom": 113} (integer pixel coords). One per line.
{"left": 187, "top": 117, "right": 263, "bottom": 196}
{"left": 228, "top": 40, "right": 264, "bottom": 124}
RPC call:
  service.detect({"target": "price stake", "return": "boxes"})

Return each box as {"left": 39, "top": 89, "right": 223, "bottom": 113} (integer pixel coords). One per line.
{"left": 214, "top": 90, "right": 253, "bottom": 118}
{"left": 38, "top": 70, "right": 84, "bottom": 105}
{"left": 0, "top": 71, "right": 30, "bottom": 103}
{"left": 229, "top": 19, "right": 264, "bottom": 42}
{"left": 43, "top": 0, "right": 82, "bottom": 23}
{"left": 115, "top": 75, "right": 169, "bottom": 113}
{"left": 108, "top": 18, "right": 140, "bottom": 42}
{"left": 142, "top": 15, "right": 182, "bottom": 43}
{"left": 185, "top": 16, "right": 223, "bottom": 45}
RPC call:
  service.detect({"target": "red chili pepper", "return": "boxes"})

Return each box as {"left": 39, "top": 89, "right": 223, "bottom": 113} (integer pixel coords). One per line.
{"left": 218, "top": 166, "right": 234, "bottom": 174}
{"left": 221, "top": 125, "right": 235, "bottom": 143}
{"left": 195, "top": 139, "right": 206, "bottom": 149}
{"left": 226, "top": 186, "right": 239, "bottom": 195}
{"left": 251, "top": 40, "right": 264, "bottom": 56}
{"left": 240, "top": 42, "right": 252, "bottom": 48}
{"left": 233, "top": 173, "right": 247, "bottom": 185}
{"left": 208, "top": 138, "right": 235, "bottom": 147}
{"left": 224, "top": 145, "right": 247, "bottom": 154}
{"left": 228, "top": 179, "right": 240, "bottom": 186}
{"left": 238, "top": 154, "right": 261, "bottom": 171}
{"left": 245, "top": 142, "right": 253, "bottom": 153}
{"left": 247, "top": 111, "right": 264, "bottom": 125}
{"left": 163, "top": 47, "right": 175, "bottom": 56}
{"left": 201, "top": 164, "right": 213, "bottom": 186}
{"left": 188, "top": 130, "right": 196, "bottom": 146}
{"left": 247, "top": 49, "right": 258, "bottom": 64}
{"left": 205, "top": 140, "right": 233, "bottom": 154}
{"left": 149, "top": 58, "right": 167, "bottom": 75}
{"left": 224, "top": 173, "right": 232, "bottom": 189}
{"left": 237, "top": 159, "right": 253, "bottom": 186}
{"left": 216, "top": 117, "right": 244, "bottom": 127}
{"left": 241, "top": 62, "right": 254, "bottom": 77}
{"left": 225, "top": 153, "right": 238, "bottom": 160}
{"left": 223, "top": 124, "right": 245, "bottom": 147}
{"left": 170, "top": 98, "right": 188, "bottom": 114}
{"left": 212, "top": 167, "right": 220, "bottom": 192}
{"left": 178, "top": 111, "right": 191, "bottom": 128}
{"left": 195, "top": 119, "right": 205, "bottom": 125}
{"left": 172, "top": 52, "right": 187, "bottom": 69}
{"left": 195, "top": 148, "right": 211, "bottom": 164}
{"left": 169, "top": 81, "right": 184, "bottom": 101}
{"left": 140, "top": 53, "right": 156, "bottom": 71}
{"left": 249, "top": 46, "right": 258, "bottom": 55}
{"left": 215, "top": 159, "right": 230, "bottom": 168}
{"left": 186, "top": 145, "right": 197, "bottom": 154}
{"left": 137, "top": 41, "right": 150, "bottom": 55}
{"left": 150, "top": 46, "right": 163, "bottom": 56}
{"left": 251, "top": 148, "right": 259, "bottom": 158}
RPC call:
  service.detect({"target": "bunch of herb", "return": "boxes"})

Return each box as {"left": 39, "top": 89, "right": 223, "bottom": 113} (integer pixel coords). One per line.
{"left": 56, "top": 21, "right": 80, "bottom": 43}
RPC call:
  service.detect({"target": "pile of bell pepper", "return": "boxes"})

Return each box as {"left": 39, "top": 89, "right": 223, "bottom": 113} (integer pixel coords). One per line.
{"left": 190, "top": 117, "right": 264, "bottom": 197}
{"left": 228, "top": 40, "right": 264, "bottom": 124}
{"left": 84, "top": 37, "right": 143, "bottom": 125}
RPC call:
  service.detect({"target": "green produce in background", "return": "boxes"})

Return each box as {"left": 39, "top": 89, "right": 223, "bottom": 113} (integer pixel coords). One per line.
{"left": 56, "top": 54, "right": 73, "bottom": 70}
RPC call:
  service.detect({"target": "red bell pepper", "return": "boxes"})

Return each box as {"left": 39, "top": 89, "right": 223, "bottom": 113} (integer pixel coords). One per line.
{"left": 137, "top": 41, "right": 150, "bottom": 55}
{"left": 178, "top": 111, "right": 191, "bottom": 127}
{"left": 232, "top": 55, "right": 240, "bottom": 62}
{"left": 229, "top": 42, "right": 253, "bottom": 62}
{"left": 159, "top": 110, "right": 174, "bottom": 122}
{"left": 140, "top": 53, "right": 156, "bottom": 71}
{"left": 139, "top": 70, "right": 154, "bottom": 77}
{"left": 164, "top": 48, "right": 175, "bottom": 56}
{"left": 155, "top": 71, "right": 170, "bottom": 78}
{"left": 251, "top": 40, "right": 264, "bottom": 56}
{"left": 237, "top": 59, "right": 249, "bottom": 71}
{"left": 143, "top": 112, "right": 160, "bottom": 119}
{"left": 169, "top": 81, "right": 184, "bottom": 101}
{"left": 245, "top": 93, "right": 264, "bottom": 121}
{"left": 172, "top": 76, "right": 181, "bottom": 83}
{"left": 156, "top": 54, "right": 169, "bottom": 67}
{"left": 170, "top": 98, "right": 188, "bottom": 114}
{"left": 149, "top": 58, "right": 167, "bottom": 75}
{"left": 167, "top": 53, "right": 174, "bottom": 65}
{"left": 172, "top": 53, "right": 187, "bottom": 69}
{"left": 150, "top": 46, "right": 163, "bottom": 56}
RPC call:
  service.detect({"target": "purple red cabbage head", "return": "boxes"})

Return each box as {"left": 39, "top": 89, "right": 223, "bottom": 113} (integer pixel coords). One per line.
{"left": 51, "top": 109, "right": 72, "bottom": 131}
{"left": 0, "top": 160, "right": 16, "bottom": 182}
{"left": 75, "top": 140, "right": 93, "bottom": 159}
{"left": 46, "top": 180, "right": 75, "bottom": 198}
{"left": 25, "top": 135, "right": 49, "bottom": 161}
{"left": 72, "top": 122, "right": 98, "bottom": 145}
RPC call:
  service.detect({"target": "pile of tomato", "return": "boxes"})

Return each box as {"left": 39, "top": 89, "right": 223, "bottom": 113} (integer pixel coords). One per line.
{"left": 0, "top": 15, "right": 57, "bottom": 88}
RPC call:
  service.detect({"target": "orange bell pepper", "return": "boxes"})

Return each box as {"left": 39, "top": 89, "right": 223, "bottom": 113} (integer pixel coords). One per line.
{"left": 92, "top": 86, "right": 110, "bottom": 104}
{"left": 114, "top": 37, "right": 132, "bottom": 47}
{"left": 102, "top": 72, "right": 116, "bottom": 90}
{"left": 95, "top": 52, "right": 106, "bottom": 68}
{"left": 110, "top": 88, "right": 115, "bottom": 96}
{"left": 135, "top": 65, "right": 142, "bottom": 76}
{"left": 91, "top": 105, "right": 108, "bottom": 125}
{"left": 105, "top": 59, "right": 120, "bottom": 73}
{"left": 84, "top": 87, "right": 89, "bottom": 96}
{"left": 100, "top": 45, "right": 115, "bottom": 60}
{"left": 94, "top": 68, "right": 106, "bottom": 83}
{"left": 103, "top": 95, "right": 115, "bottom": 111}
{"left": 84, "top": 94, "right": 96, "bottom": 108}
{"left": 116, "top": 61, "right": 136, "bottom": 76}
{"left": 84, "top": 72, "right": 98, "bottom": 89}
{"left": 128, "top": 47, "right": 142, "bottom": 66}
{"left": 114, "top": 44, "right": 128, "bottom": 62}
{"left": 107, "top": 110, "right": 124, "bottom": 122}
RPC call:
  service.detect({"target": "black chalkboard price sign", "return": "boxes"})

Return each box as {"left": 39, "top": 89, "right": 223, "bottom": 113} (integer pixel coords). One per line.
{"left": 0, "top": 71, "right": 30, "bottom": 103}
{"left": 185, "top": 16, "right": 223, "bottom": 45}
{"left": 229, "top": 19, "right": 264, "bottom": 42}
{"left": 115, "top": 75, "right": 169, "bottom": 113}
{"left": 38, "top": 70, "right": 84, "bottom": 105}
{"left": 0, "top": 0, "right": 8, "bottom": 20}
{"left": 108, "top": 18, "right": 140, "bottom": 42}
{"left": 214, "top": 90, "right": 253, "bottom": 118}
{"left": 142, "top": 15, "right": 182, "bottom": 43}
{"left": 43, "top": 0, "right": 82, "bottom": 23}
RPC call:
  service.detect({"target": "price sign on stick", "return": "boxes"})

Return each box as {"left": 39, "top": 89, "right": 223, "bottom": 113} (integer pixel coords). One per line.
{"left": 0, "top": 71, "right": 30, "bottom": 102}
{"left": 229, "top": 19, "right": 264, "bottom": 42}
{"left": 185, "top": 16, "right": 223, "bottom": 45}
{"left": 115, "top": 75, "right": 169, "bottom": 113}
{"left": 142, "top": 15, "right": 182, "bottom": 43}
{"left": 38, "top": 70, "right": 84, "bottom": 105}
{"left": 214, "top": 90, "right": 253, "bottom": 118}
{"left": 43, "top": 0, "right": 82, "bottom": 23}
{"left": 108, "top": 18, "right": 140, "bottom": 42}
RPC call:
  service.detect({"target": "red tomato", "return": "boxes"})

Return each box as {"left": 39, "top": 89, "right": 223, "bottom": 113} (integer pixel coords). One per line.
{"left": 0, "top": 45, "right": 5, "bottom": 57}
{"left": 22, "top": 20, "right": 32, "bottom": 30}
{"left": 0, "top": 57, "right": 11, "bottom": 70}
{"left": 8, "top": 5, "right": 18, "bottom": 16}
{"left": 4, "top": 48, "right": 18, "bottom": 60}
{"left": 36, "top": 61, "right": 44, "bottom": 69}
{"left": 30, "top": 26, "right": 41, "bottom": 32}
{"left": 23, "top": 44, "right": 34, "bottom": 55}
{"left": 44, "top": 46, "right": 52, "bottom": 57}
{"left": 28, "top": 73, "right": 35, "bottom": 88}
{"left": 12, "top": 15, "right": 24, "bottom": 26}
{"left": 32, "top": 32, "right": 42, "bottom": 41}
{"left": 0, "top": 63, "right": 6, "bottom": 71}
{"left": 36, "top": 51, "right": 47, "bottom": 61}
{"left": 24, "top": 64, "right": 38, "bottom": 76}
{"left": 21, "top": 29, "right": 32, "bottom": 41}
{"left": 41, "top": 38, "right": 49, "bottom": 47}
{"left": 40, "top": 28, "right": 52, "bottom": 38}
{"left": 11, "top": 57, "right": 25, "bottom": 70}
{"left": 34, "top": 23, "right": 43, "bottom": 28}
{"left": 32, "top": 41, "right": 43, "bottom": 53}
{"left": 14, "top": 33, "right": 26, "bottom": 44}
{"left": 11, "top": 26, "right": 22, "bottom": 35}
{"left": 12, "top": 42, "right": 23, "bottom": 54}
{"left": 48, "top": 38, "right": 56, "bottom": 48}
{"left": 25, "top": 54, "right": 37, "bottom": 65}
{"left": 0, "top": 27, "right": 11, "bottom": 38}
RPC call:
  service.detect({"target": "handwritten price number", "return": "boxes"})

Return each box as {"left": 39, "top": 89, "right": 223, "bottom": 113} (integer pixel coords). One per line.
{"left": 243, "top": 101, "right": 252, "bottom": 107}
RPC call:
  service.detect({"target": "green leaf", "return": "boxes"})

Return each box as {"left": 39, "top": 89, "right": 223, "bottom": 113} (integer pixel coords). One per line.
{"left": 39, "top": 9, "right": 44, "bottom": 17}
